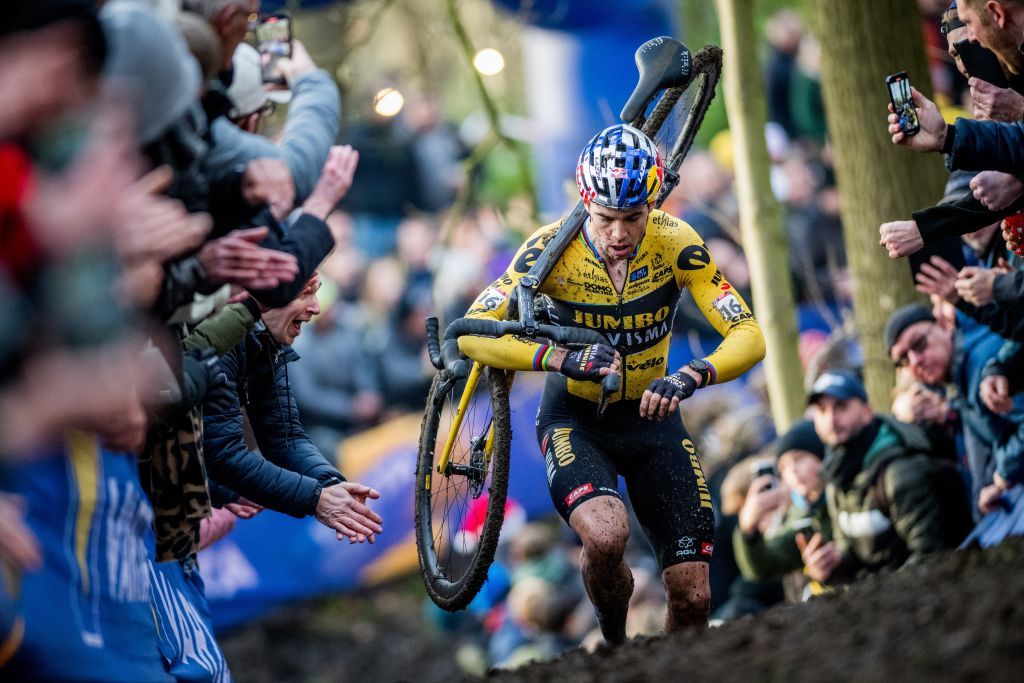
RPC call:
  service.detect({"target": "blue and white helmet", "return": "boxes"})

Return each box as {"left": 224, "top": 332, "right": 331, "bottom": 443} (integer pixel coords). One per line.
{"left": 576, "top": 124, "right": 664, "bottom": 209}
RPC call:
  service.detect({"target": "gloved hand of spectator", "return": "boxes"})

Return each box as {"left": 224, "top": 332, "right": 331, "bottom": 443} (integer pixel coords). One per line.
{"left": 640, "top": 370, "right": 698, "bottom": 420}
{"left": 888, "top": 87, "right": 947, "bottom": 152}
{"left": 301, "top": 146, "right": 360, "bottom": 221}
{"left": 914, "top": 255, "right": 959, "bottom": 304}
{"left": 969, "top": 77, "right": 1024, "bottom": 122}
{"left": 879, "top": 219, "right": 923, "bottom": 258}
{"left": 969, "top": 171, "right": 1024, "bottom": 211}
{"left": 243, "top": 158, "right": 295, "bottom": 222}
{"left": 199, "top": 227, "right": 299, "bottom": 290}
{"left": 550, "top": 344, "right": 620, "bottom": 382}
{"left": 315, "top": 481, "right": 383, "bottom": 544}
{"left": 980, "top": 374, "right": 1013, "bottom": 415}
{"left": 200, "top": 366, "right": 238, "bottom": 416}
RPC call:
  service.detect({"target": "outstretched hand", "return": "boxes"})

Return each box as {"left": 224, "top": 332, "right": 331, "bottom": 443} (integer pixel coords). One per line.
{"left": 199, "top": 227, "right": 299, "bottom": 290}
{"left": 879, "top": 220, "right": 923, "bottom": 258}
{"left": 315, "top": 481, "right": 383, "bottom": 544}
{"left": 914, "top": 255, "right": 960, "bottom": 303}
{"left": 302, "top": 146, "right": 360, "bottom": 221}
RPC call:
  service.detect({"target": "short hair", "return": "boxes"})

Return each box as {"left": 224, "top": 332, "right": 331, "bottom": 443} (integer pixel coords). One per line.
{"left": 960, "top": 0, "right": 1024, "bottom": 9}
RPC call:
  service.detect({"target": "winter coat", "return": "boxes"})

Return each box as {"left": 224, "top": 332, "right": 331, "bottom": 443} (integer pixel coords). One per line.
{"left": 733, "top": 495, "right": 831, "bottom": 581}
{"left": 823, "top": 416, "right": 961, "bottom": 582}
{"left": 952, "top": 313, "right": 1024, "bottom": 487}
{"left": 206, "top": 69, "right": 341, "bottom": 203}
{"left": 202, "top": 324, "right": 344, "bottom": 517}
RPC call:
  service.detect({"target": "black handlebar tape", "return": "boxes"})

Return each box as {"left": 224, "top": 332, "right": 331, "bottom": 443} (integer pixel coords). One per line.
{"left": 440, "top": 338, "right": 463, "bottom": 371}
{"left": 426, "top": 317, "right": 443, "bottom": 370}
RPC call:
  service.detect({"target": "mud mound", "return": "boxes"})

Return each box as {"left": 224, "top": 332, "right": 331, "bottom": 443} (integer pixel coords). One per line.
{"left": 491, "top": 538, "right": 1024, "bottom": 682}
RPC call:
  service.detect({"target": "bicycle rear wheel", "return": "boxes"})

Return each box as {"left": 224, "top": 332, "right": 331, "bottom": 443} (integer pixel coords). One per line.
{"left": 415, "top": 364, "right": 512, "bottom": 611}
{"left": 640, "top": 45, "right": 723, "bottom": 200}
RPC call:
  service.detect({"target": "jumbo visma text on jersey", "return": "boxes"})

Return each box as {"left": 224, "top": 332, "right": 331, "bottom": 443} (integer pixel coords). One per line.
{"left": 459, "top": 210, "right": 765, "bottom": 404}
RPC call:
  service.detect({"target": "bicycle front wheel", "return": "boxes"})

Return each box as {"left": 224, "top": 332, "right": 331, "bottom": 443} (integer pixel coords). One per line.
{"left": 415, "top": 364, "right": 512, "bottom": 611}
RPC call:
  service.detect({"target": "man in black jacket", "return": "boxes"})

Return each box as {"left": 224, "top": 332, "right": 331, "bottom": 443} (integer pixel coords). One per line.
{"left": 202, "top": 274, "right": 383, "bottom": 543}
{"left": 797, "top": 370, "right": 969, "bottom": 585}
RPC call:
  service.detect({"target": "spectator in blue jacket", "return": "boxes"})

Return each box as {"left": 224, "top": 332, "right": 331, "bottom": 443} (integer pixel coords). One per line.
{"left": 886, "top": 302, "right": 1024, "bottom": 514}
{"left": 202, "top": 274, "right": 384, "bottom": 544}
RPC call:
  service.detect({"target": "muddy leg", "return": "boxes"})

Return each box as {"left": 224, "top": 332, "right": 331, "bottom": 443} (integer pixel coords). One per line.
{"left": 662, "top": 561, "right": 710, "bottom": 632}
{"left": 569, "top": 496, "right": 633, "bottom": 645}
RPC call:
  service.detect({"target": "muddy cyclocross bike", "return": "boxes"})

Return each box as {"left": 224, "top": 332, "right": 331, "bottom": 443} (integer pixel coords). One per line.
{"left": 416, "top": 36, "right": 723, "bottom": 611}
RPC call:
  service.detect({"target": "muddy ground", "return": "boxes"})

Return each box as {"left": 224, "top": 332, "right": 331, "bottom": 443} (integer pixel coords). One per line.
{"left": 221, "top": 538, "right": 1024, "bottom": 682}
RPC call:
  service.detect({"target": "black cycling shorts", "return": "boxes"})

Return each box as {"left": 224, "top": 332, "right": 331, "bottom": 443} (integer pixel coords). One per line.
{"left": 536, "top": 390, "right": 716, "bottom": 571}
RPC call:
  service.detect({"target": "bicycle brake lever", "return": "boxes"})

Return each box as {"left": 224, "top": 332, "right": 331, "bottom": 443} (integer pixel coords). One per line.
{"left": 597, "top": 373, "right": 620, "bottom": 417}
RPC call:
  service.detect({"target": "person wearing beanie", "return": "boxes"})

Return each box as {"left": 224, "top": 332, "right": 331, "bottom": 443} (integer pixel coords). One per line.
{"left": 886, "top": 300, "right": 1024, "bottom": 513}
{"left": 733, "top": 420, "right": 832, "bottom": 599}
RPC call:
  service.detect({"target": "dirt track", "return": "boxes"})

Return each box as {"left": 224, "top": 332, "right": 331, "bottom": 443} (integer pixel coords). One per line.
{"left": 222, "top": 538, "right": 1024, "bottom": 682}
{"left": 491, "top": 538, "right": 1024, "bottom": 683}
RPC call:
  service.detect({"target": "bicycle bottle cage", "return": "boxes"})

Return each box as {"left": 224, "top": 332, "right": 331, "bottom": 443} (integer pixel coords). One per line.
{"left": 620, "top": 36, "right": 693, "bottom": 125}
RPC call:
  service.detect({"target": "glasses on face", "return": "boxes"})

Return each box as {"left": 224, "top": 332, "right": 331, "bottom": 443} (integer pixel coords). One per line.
{"left": 895, "top": 326, "right": 933, "bottom": 368}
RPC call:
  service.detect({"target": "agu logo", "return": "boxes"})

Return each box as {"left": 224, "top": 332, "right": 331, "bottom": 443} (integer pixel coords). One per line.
{"left": 565, "top": 483, "right": 594, "bottom": 508}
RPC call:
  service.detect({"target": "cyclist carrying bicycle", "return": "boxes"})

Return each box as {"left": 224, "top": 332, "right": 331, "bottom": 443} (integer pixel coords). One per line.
{"left": 459, "top": 123, "right": 765, "bottom": 642}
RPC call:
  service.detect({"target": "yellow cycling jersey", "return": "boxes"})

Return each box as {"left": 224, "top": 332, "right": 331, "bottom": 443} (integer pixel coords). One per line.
{"left": 458, "top": 209, "right": 766, "bottom": 403}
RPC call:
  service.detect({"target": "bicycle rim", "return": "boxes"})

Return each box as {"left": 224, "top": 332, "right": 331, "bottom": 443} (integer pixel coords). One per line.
{"left": 415, "top": 366, "right": 511, "bottom": 611}
{"left": 640, "top": 45, "right": 723, "bottom": 188}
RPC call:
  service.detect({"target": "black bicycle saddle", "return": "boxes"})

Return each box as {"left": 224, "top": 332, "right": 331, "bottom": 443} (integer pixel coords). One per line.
{"left": 620, "top": 36, "right": 693, "bottom": 125}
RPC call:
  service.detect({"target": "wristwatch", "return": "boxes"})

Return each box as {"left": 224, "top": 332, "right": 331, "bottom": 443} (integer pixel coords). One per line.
{"left": 687, "top": 359, "right": 713, "bottom": 388}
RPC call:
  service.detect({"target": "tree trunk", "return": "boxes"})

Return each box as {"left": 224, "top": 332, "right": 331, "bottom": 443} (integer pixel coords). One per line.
{"left": 714, "top": 0, "right": 805, "bottom": 432}
{"left": 808, "top": 0, "right": 947, "bottom": 406}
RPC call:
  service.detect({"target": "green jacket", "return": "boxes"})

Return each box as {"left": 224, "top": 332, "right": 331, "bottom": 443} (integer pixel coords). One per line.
{"left": 733, "top": 495, "right": 831, "bottom": 581}
{"left": 823, "top": 415, "right": 957, "bottom": 583}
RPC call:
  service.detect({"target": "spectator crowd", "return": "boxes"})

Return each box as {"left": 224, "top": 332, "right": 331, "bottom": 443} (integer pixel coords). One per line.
{"left": 1, "top": 0, "right": 1024, "bottom": 679}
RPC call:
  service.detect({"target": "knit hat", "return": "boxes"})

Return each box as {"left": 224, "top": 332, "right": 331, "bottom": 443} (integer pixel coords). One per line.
{"left": 775, "top": 419, "right": 825, "bottom": 461}
{"left": 884, "top": 303, "right": 936, "bottom": 356}
{"left": 100, "top": 0, "right": 200, "bottom": 144}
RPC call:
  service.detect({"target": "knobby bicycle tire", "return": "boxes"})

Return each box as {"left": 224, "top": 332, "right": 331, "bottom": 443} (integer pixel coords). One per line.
{"left": 415, "top": 367, "right": 512, "bottom": 611}
{"left": 641, "top": 45, "right": 723, "bottom": 193}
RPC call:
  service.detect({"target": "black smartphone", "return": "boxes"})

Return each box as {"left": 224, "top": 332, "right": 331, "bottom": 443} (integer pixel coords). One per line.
{"left": 751, "top": 460, "right": 778, "bottom": 489}
{"left": 886, "top": 71, "right": 920, "bottom": 136}
{"left": 953, "top": 39, "right": 1008, "bottom": 88}
{"left": 254, "top": 13, "right": 292, "bottom": 85}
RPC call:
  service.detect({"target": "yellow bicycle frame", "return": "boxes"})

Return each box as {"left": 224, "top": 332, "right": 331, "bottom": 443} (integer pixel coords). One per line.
{"left": 437, "top": 361, "right": 484, "bottom": 475}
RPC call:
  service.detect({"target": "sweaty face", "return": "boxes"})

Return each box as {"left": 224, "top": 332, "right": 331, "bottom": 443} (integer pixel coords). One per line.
{"left": 262, "top": 284, "right": 321, "bottom": 346}
{"left": 889, "top": 320, "right": 952, "bottom": 385}
{"left": 810, "top": 395, "right": 874, "bottom": 447}
{"left": 778, "top": 450, "right": 824, "bottom": 502}
{"left": 585, "top": 203, "right": 650, "bottom": 262}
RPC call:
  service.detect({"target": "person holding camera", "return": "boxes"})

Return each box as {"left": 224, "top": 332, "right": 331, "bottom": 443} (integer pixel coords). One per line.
{"left": 800, "top": 370, "right": 970, "bottom": 586}
{"left": 733, "top": 421, "right": 831, "bottom": 598}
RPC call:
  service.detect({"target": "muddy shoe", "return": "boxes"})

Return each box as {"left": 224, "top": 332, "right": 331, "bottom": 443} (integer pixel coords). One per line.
{"left": 594, "top": 606, "right": 628, "bottom": 646}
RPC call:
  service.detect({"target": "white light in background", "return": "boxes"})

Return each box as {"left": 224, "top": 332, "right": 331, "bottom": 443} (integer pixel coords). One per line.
{"left": 473, "top": 48, "right": 505, "bottom": 76}
{"left": 373, "top": 87, "right": 404, "bottom": 117}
